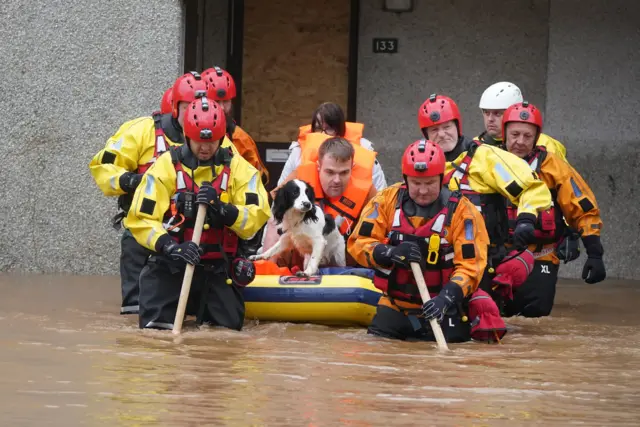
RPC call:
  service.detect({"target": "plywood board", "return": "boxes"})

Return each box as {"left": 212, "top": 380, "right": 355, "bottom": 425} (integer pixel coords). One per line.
{"left": 242, "top": 0, "right": 350, "bottom": 143}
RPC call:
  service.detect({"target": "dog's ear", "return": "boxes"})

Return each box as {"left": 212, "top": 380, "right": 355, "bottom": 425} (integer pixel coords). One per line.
{"left": 303, "top": 180, "right": 316, "bottom": 205}
{"left": 303, "top": 182, "right": 319, "bottom": 223}
{"left": 272, "top": 185, "right": 289, "bottom": 224}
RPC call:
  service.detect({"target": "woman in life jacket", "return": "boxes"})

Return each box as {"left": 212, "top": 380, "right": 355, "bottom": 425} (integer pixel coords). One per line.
{"left": 277, "top": 102, "right": 387, "bottom": 192}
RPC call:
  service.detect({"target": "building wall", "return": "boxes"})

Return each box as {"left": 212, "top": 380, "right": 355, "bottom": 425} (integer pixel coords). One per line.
{"left": 0, "top": 0, "right": 184, "bottom": 274}
{"left": 357, "top": 0, "right": 550, "bottom": 185}
{"left": 544, "top": 0, "right": 640, "bottom": 279}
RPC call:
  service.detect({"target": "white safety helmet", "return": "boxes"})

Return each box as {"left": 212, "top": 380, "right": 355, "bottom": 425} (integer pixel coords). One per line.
{"left": 479, "top": 82, "right": 524, "bottom": 110}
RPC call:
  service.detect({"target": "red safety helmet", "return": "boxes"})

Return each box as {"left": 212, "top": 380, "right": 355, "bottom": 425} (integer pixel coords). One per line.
{"left": 402, "top": 139, "right": 446, "bottom": 177}
{"left": 171, "top": 71, "right": 208, "bottom": 118}
{"left": 502, "top": 101, "right": 543, "bottom": 143}
{"left": 201, "top": 66, "right": 237, "bottom": 101}
{"left": 160, "top": 87, "right": 173, "bottom": 115}
{"left": 418, "top": 94, "right": 463, "bottom": 135}
{"left": 183, "top": 97, "right": 227, "bottom": 143}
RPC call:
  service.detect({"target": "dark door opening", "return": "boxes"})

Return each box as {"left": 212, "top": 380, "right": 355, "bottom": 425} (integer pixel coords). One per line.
{"left": 184, "top": 0, "right": 360, "bottom": 190}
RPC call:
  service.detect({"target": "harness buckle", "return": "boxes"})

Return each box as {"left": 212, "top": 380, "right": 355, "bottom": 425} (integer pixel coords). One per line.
{"left": 220, "top": 191, "right": 230, "bottom": 203}
{"left": 427, "top": 234, "right": 440, "bottom": 265}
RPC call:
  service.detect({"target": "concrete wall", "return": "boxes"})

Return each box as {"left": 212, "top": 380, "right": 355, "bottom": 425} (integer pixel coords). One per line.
{"left": 0, "top": 0, "right": 184, "bottom": 274}
{"left": 544, "top": 0, "right": 640, "bottom": 279}
{"left": 357, "top": 0, "right": 550, "bottom": 185}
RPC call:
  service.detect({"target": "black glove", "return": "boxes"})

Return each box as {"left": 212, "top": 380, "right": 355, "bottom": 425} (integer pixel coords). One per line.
{"left": 372, "top": 244, "right": 394, "bottom": 268}
{"left": 119, "top": 172, "right": 143, "bottom": 194}
{"left": 582, "top": 235, "right": 606, "bottom": 284}
{"left": 422, "top": 282, "right": 464, "bottom": 323}
{"left": 513, "top": 213, "right": 536, "bottom": 249}
{"left": 557, "top": 229, "right": 581, "bottom": 263}
{"left": 162, "top": 240, "right": 202, "bottom": 266}
{"left": 390, "top": 241, "right": 423, "bottom": 268}
{"left": 196, "top": 181, "right": 219, "bottom": 206}
{"left": 196, "top": 182, "right": 239, "bottom": 227}
{"left": 372, "top": 241, "right": 423, "bottom": 269}
{"left": 231, "top": 258, "right": 256, "bottom": 287}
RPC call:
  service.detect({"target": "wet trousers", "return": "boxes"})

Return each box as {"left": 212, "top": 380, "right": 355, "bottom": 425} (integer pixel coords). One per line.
{"left": 120, "top": 229, "right": 151, "bottom": 315}
{"left": 368, "top": 305, "right": 471, "bottom": 342}
{"left": 138, "top": 256, "right": 245, "bottom": 331}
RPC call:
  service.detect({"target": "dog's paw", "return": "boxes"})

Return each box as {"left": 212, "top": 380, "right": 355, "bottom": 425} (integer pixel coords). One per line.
{"left": 248, "top": 255, "right": 261, "bottom": 261}
{"left": 295, "top": 271, "right": 309, "bottom": 278}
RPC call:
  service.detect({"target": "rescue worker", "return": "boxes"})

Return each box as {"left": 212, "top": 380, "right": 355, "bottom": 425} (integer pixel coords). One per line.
{"left": 201, "top": 66, "right": 269, "bottom": 185}
{"left": 418, "top": 94, "right": 553, "bottom": 285}
{"left": 476, "top": 81, "right": 567, "bottom": 159}
{"left": 125, "top": 96, "right": 270, "bottom": 330}
{"left": 496, "top": 101, "right": 606, "bottom": 317}
{"left": 89, "top": 71, "right": 208, "bottom": 315}
{"left": 278, "top": 102, "right": 387, "bottom": 191}
{"left": 348, "top": 140, "right": 506, "bottom": 343}
{"left": 478, "top": 82, "right": 581, "bottom": 262}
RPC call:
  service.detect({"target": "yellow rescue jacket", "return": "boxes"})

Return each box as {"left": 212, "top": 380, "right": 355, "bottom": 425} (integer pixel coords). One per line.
{"left": 445, "top": 141, "right": 552, "bottom": 219}
{"left": 123, "top": 137, "right": 271, "bottom": 252}
{"left": 89, "top": 114, "right": 184, "bottom": 197}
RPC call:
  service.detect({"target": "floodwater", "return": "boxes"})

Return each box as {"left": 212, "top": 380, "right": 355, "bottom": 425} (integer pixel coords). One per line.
{"left": 1, "top": 275, "right": 639, "bottom": 426}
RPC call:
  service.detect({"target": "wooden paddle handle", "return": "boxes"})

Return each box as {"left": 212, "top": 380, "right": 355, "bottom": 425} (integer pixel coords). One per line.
{"left": 410, "top": 262, "right": 449, "bottom": 351}
{"left": 172, "top": 203, "right": 208, "bottom": 335}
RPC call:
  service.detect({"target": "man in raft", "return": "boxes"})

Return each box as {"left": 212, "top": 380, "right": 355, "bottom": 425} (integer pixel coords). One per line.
{"left": 347, "top": 140, "right": 506, "bottom": 343}
{"left": 257, "top": 137, "right": 377, "bottom": 273}
{"left": 497, "top": 101, "right": 606, "bottom": 317}
{"left": 124, "top": 96, "right": 270, "bottom": 330}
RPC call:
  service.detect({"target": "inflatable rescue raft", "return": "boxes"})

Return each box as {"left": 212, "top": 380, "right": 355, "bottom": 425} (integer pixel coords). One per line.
{"left": 243, "top": 272, "right": 382, "bottom": 327}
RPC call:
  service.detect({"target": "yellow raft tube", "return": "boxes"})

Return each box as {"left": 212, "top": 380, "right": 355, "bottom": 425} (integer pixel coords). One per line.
{"left": 243, "top": 274, "right": 382, "bottom": 327}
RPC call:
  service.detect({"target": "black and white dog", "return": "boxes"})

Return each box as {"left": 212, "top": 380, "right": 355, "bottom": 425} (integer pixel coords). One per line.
{"left": 250, "top": 179, "right": 346, "bottom": 276}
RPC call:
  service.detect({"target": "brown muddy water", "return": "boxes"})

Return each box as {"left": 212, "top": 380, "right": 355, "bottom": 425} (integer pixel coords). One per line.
{"left": 1, "top": 274, "right": 639, "bottom": 426}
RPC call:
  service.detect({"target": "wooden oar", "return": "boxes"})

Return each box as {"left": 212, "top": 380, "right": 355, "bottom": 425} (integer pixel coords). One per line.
{"left": 410, "top": 262, "right": 449, "bottom": 351}
{"left": 172, "top": 203, "right": 207, "bottom": 335}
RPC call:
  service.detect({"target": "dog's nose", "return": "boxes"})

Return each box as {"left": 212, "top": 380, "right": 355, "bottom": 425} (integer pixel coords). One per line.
{"left": 302, "top": 201, "right": 311, "bottom": 210}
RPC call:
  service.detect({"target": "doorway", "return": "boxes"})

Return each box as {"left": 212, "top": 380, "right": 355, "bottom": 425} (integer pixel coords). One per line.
{"left": 224, "top": 0, "right": 359, "bottom": 189}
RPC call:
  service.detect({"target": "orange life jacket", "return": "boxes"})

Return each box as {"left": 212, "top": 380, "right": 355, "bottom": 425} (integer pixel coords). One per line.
{"left": 164, "top": 147, "right": 238, "bottom": 260}
{"left": 373, "top": 187, "right": 459, "bottom": 304}
{"left": 298, "top": 132, "right": 378, "bottom": 170}
{"left": 298, "top": 122, "right": 365, "bottom": 147}
{"left": 295, "top": 160, "right": 373, "bottom": 236}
